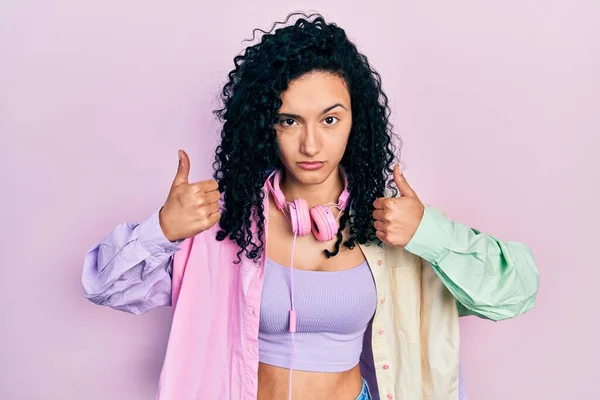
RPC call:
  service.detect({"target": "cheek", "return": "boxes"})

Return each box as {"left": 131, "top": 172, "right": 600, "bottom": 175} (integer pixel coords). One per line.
{"left": 332, "top": 126, "right": 352, "bottom": 153}
{"left": 275, "top": 134, "right": 294, "bottom": 160}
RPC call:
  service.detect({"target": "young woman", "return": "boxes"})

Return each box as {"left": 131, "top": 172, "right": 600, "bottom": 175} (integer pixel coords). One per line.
{"left": 82, "top": 13, "right": 539, "bottom": 400}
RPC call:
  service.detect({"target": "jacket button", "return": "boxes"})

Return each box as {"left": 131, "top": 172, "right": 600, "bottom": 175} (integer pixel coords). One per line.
{"left": 380, "top": 298, "right": 386, "bottom": 304}
{"left": 378, "top": 329, "right": 384, "bottom": 335}
{"left": 382, "top": 364, "right": 389, "bottom": 370}
{"left": 387, "top": 394, "right": 393, "bottom": 399}
{"left": 377, "top": 259, "right": 383, "bottom": 266}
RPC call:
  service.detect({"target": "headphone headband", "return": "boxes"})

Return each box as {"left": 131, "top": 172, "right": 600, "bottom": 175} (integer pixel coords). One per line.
{"left": 266, "top": 167, "right": 350, "bottom": 212}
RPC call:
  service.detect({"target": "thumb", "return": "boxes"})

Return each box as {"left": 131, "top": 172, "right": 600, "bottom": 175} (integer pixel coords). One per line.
{"left": 172, "top": 149, "right": 190, "bottom": 187}
{"left": 393, "top": 164, "right": 416, "bottom": 197}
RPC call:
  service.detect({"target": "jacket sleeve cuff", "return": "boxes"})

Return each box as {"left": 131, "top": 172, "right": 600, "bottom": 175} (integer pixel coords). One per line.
{"left": 136, "top": 209, "right": 183, "bottom": 255}
{"left": 403, "top": 206, "right": 454, "bottom": 264}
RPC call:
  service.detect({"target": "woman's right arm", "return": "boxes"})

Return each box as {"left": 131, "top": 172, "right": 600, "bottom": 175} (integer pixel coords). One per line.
{"left": 82, "top": 209, "right": 182, "bottom": 315}
{"left": 83, "top": 149, "right": 222, "bottom": 315}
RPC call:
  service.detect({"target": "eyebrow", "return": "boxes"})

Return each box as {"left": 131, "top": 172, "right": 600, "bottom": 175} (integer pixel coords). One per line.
{"left": 278, "top": 103, "right": 347, "bottom": 120}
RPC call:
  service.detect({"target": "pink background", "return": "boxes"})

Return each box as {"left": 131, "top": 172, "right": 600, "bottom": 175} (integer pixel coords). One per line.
{"left": 1, "top": 1, "right": 598, "bottom": 399}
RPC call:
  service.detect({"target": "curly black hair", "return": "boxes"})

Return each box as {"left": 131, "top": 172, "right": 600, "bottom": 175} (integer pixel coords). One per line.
{"left": 212, "top": 11, "right": 400, "bottom": 263}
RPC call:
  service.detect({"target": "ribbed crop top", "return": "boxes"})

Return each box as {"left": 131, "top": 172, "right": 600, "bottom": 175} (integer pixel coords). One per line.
{"left": 258, "top": 257, "right": 377, "bottom": 372}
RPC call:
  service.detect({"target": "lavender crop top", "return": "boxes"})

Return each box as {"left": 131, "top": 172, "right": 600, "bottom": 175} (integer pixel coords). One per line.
{"left": 258, "top": 257, "right": 377, "bottom": 372}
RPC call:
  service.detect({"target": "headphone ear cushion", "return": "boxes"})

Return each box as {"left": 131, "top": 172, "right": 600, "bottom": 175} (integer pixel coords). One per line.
{"left": 310, "top": 205, "right": 339, "bottom": 241}
{"left": 290, "top": 198, "right": 311, "bottom": 236}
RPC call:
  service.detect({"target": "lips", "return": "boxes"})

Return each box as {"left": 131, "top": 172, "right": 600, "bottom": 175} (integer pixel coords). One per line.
{"left": 297, "top": 161, "right": 325, "bottom": 170}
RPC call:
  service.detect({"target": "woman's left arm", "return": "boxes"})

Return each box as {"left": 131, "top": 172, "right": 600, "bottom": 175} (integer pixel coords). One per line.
{"left": 373, "top": 165, "right": 540, "bottom": 322}
{"left": 404, "top": 205, "right": 540, "bottom": 321}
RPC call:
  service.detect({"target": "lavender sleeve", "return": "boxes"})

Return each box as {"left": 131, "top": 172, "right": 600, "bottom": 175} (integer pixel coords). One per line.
{"left": 82, "top": 209, "right": 182, "bottom": 315}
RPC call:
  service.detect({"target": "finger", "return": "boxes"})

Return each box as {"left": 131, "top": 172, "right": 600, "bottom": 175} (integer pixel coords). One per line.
{"left": 172, "top": 150, "right": 190, "bottom": 187}
{"left": 197, "top": 200, "right": 221, "bottom": 216}
{"left": 202, "top": 199, "right": 222, "bottom": 215}
{"left": 373, "top": 198, "right": 385, "bottom": 210}
{"left": 202, "top": 190, "right": 222, "bottom": 205}
{"left": 375, "top": 230, "right": 386, "bottom": 241}
{"left": 373, "top": 197, "right": 394, "bottom": 211}
{"left": 393, "top": 164, "right": 416, "bottom": 197}
{"left": 373, "top": 210, "right": 385, "bottom": 221}
{"left": 374, "top": 220, "right": 385, "bottom": 232}
{"left": 204, "top": 180, "right": 219, "bottom": 192}
{"left": 189, "top": 179, "right": 219, "bottom": 193}
{"left": 206, "top": 211, "right": 221, "bottom": 227}
{"left": 192, "top": 179, "right": 219, "bottom": 193}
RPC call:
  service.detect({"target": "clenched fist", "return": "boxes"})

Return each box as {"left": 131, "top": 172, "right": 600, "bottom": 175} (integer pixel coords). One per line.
{"left": 159, "top": 150, "right": 222, "bottom": 242}
{"left": 372, "top": 164, "right": 425, "bottom": 248}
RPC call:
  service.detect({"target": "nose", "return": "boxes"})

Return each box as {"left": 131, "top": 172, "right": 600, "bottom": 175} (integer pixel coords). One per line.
{"left": 300, "top": 124, "right": 321, "bottom": 157}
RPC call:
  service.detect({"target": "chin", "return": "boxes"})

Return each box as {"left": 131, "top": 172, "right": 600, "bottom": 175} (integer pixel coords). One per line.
{"left": 289, "top": 164, "right": 335, "bottom": 185}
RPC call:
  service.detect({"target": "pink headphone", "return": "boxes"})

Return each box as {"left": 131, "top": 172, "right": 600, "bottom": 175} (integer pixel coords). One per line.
{"left": 266, "top": 167, "right": 351, "bottom": 241}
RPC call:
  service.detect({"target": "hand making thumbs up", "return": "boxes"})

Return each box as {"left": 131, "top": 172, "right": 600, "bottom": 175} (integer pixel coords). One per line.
{"left": 372, "top": 164, "right": 425, "bottom": 248}
{"left": 158, "top": 150, "right": 222, "bottom": 242}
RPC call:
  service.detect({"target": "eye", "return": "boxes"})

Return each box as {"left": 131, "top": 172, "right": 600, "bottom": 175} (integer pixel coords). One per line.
{"left": 279, "top": 118, "right": 297, "bottom": 127}
{"left": 324, "top": 116, "right": 339, "bottom": 126}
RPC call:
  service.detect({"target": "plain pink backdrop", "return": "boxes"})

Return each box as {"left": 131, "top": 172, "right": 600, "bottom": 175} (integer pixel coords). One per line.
{"left": 1, "top": 1, "right": 598, "bottom": 399}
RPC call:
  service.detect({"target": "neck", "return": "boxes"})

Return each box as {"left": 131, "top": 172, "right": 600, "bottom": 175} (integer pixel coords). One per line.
{"left": 279, "top": 168, "right": 345, "bottom": 209}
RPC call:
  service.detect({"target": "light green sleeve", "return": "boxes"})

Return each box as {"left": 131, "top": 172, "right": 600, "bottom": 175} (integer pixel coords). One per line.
{"left": 404, "top": 206, "right": 540, "bottom": 321}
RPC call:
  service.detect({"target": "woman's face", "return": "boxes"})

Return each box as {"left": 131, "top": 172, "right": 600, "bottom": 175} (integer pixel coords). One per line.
{"left": 275, "top": 71, "right": 353, "bottom": 186}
